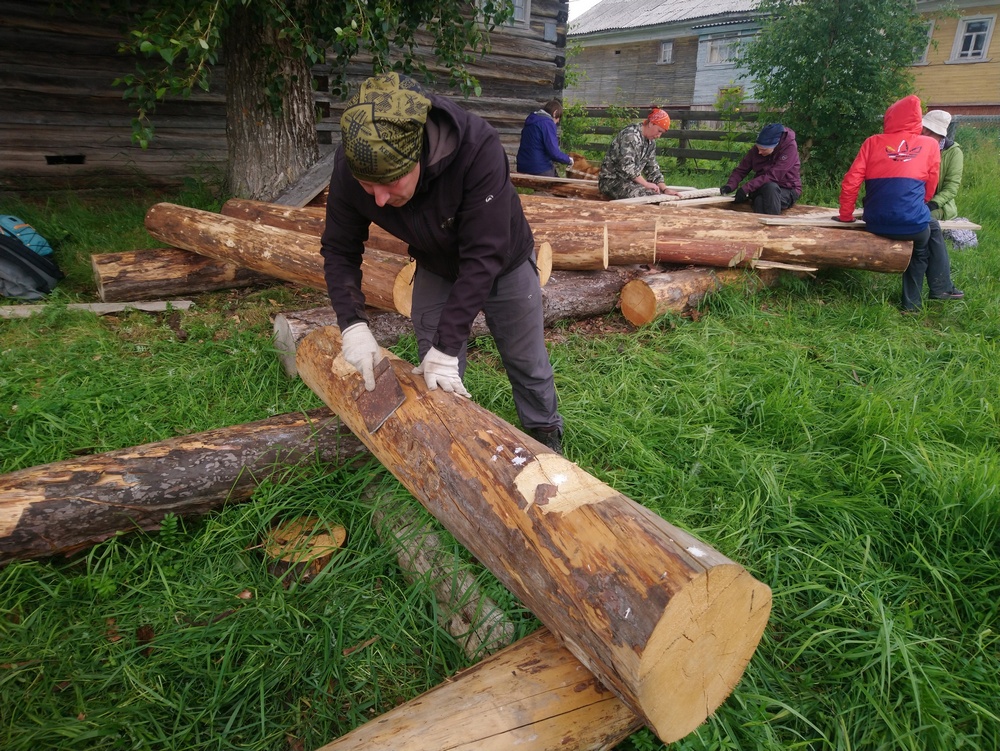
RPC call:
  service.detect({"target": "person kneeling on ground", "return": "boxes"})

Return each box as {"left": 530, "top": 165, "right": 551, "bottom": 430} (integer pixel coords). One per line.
{"left": 320, "top": 73, "right": 565, "bottom": 453}
{"left": 720, "top": 123, "right": 801, "bottom": 215}
{"left": 598, "top": 108, "right": 681, "bottom": 200}
{"left": 835, "top": 95, "right": 963, "bottom": 313}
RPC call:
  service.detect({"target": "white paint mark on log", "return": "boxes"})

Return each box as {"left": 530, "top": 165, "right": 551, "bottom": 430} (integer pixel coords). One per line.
{"left": 687, "top": 547, "right": 707, "bottom": 558}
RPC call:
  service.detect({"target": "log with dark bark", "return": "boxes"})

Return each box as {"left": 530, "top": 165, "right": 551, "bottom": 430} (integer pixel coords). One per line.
{"left": 619, "top": 267, "right": 785, "bottom": 326}
{"left": 316, "top": 627, "right": 642, "bottom": 751}
{"left": 0, "top": 410, "right": 366, "bottom": 564}
{"left": 295, "top": 328, "right": 772, "bottom": 742}
{"left": 144, "top": 203, "right": 411, "bottom": 312}
{"left": 92, "top": 248, "right": 276, "bottom": 302}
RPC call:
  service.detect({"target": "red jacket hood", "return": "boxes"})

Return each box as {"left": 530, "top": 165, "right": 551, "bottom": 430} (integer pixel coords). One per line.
{"left": 883, "top": 95, "right": 923, "bottom": 135}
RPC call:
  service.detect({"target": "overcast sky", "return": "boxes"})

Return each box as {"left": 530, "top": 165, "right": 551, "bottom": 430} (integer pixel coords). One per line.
{"left": 568, "top": 0, "right": 602, "bottom": 21}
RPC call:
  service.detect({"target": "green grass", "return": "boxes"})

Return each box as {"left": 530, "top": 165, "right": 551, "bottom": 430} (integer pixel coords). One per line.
{"left": 2, "top": 126, "right": 999, "bottom": 750}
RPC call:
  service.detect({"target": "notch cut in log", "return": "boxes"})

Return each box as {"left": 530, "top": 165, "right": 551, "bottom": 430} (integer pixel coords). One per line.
{"left": 295, "top": 327, "right": 772, "bottom": 742}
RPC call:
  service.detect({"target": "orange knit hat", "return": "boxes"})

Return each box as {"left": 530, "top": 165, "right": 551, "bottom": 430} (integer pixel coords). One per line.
{"left": 647, "top": 108, "right": 671, "bottom": 129}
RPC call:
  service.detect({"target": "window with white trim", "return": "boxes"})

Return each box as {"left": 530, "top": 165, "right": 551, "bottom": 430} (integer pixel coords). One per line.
{"left": 512, "top": 0, "right": 529, "bottom": 24}
{"left": 950, "top": 15, "right": 995, "bottom": 61}
{"left": 659, "top": 41, "right": 673, "bottom": 64}
{"left": 706, "top": 34, "right": 739, "bottom": 65}
{"left": 914, "top": 21, "right": 933, "bottom": 64}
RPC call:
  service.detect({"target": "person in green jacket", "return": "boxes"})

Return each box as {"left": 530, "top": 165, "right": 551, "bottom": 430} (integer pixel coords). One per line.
{"left": 921, "top": 110, "right": 963, "bottom": 221}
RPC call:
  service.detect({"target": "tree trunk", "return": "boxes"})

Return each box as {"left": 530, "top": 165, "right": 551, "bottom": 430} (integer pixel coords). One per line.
{"left": 144, "top": 203, "right": 410, "bottom": 313}
{"left": 224, "top": 8, "right": 318, "bottom": 200}
{"left": 510, "top": 173, "right": 605, "bottom": 200}
{"left": 317, "top": 627, "right": 642, "bottom": 751}
{"left": 91, "top": 248, "right": 275, "bottom": 302}
{"left": 295, "top": 328, "right": 772, "bottom": 743}
{"left": 619, "top": 268, "right": 784, "bottom": 325}
{"left": 0, "top": 410, "right": 366, "bottom": 564}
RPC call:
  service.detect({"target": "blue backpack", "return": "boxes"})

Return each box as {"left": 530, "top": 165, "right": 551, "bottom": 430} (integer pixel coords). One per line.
{"left": 0, "top": 215, "right": 54, "bottom": 257}
{"left": 0, "top": 233, "right": 63, "bottom": 300}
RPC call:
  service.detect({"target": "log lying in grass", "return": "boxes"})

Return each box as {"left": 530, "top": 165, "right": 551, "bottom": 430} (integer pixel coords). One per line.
{"left": 619, "top": 267, "right": 785, "bottom": 326}
{"left": 92, "top": 247, "right": 275, "bottom": 302}
{"left": 316, "top": 627, "right": 642, "bottom": 751}
{"left": 0, "top": 409, "right": 367, "bottom": 564}
{"left": 368, "top": 486, "right": 516, "bottom": 660}
{"left": 296, "top": 328, "right": 772, "bottom": 742}
{"left": 0, "top": 300, "right": 196, "bottom": 319}
{"left": 144, "top": 203, "right": 411, "bottom": 313}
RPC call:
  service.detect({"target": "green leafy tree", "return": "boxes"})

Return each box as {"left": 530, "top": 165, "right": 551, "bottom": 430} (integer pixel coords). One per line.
{"left": 740, "top": 0, "right": 929, "bottom": 180}
{"left": 66, "top": 1, "right": 513, "bottom": 198}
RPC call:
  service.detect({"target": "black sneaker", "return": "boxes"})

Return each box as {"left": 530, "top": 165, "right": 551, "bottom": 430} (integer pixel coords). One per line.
{"left": 931, "top": 289, "right": 964, "bottom": 300}
{"left": 528, "top": 427, "right": 563, "bottom": 455}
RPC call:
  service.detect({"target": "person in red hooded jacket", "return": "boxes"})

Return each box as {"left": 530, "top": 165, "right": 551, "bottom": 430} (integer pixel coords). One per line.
{"left": 836, "top": 95, "right": 963, "bottom": 312}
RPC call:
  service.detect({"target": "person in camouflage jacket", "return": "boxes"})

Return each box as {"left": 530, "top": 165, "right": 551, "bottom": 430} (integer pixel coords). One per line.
{"left": 598, "top": 108, "right": 680, "bottom": 200}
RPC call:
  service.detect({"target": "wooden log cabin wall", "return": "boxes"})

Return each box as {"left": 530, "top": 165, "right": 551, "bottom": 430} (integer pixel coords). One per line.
{"left": 1, "top": 1, "right": 569, "bottom": 193}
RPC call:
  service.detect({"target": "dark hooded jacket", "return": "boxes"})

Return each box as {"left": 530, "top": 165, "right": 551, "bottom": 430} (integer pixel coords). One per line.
{"left": 838, "top": 95, "right": 941, "bottom": 235}
{"left": 321, "top": 93, "right": 534, "bottom": 357}
{"left": 516, "top": 110, "right": 572, "bottom": 175}
{"left": 723, "top": 126, "right": 802, "bottom": 195}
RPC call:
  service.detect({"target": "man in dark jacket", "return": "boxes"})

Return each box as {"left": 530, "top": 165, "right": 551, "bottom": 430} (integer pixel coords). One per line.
{"left": 720, "top": 123, "right": 801, "bottom": 214}
{"left": 320, "top": 73, "right": 564, "bottom": 452}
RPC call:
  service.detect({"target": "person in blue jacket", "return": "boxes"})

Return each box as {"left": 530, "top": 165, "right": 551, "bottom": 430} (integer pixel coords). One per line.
{"left": 516, "top": 99, "right": 573, "bottom": 177}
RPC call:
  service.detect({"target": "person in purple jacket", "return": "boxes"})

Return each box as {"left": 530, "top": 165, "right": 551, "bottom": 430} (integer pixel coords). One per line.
{"left": 516, "top": 99, "right": 573, "bottom": 176}
{"left": 320, "top": 73, "right": 564, "bottom": 453}
{"left": 720, "top": 123, "right": 802, "bottom": 214}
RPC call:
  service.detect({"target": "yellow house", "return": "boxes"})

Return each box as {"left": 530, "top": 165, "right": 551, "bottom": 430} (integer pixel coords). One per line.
{"left": 913, "top": 0, "right": 1000, "bottom": 114}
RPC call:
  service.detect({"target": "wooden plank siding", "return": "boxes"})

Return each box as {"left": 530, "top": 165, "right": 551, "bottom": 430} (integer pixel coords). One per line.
{"left": 2, "top": 0, "right": 570, "bottom": 193}
{"left": 312, "top": 0, "right": 571, "bottom": 163}
{"left": 0, "top": 1, "right": 229, "bottom": 192}
{"left": 566, "top": 37, "right": 698, "bottom": 108}
{"left": 913, "top": 5, "right": 1000, "bottom": 114}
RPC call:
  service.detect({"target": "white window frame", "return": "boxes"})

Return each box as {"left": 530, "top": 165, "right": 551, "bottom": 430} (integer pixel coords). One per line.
{"left": 705, "top": 34, "right": 740, "bottom": 66}
{"left": 948, "top": 15, "right": 995, "bottom": 62}
{"left": 511, "top": 0, "right": 530, "bottom": 25}
{"left": 913, "top": 20, "right": 934, "bottom": 65}
{"left": 659, "top": 40, "right": 674, "bottom": 64}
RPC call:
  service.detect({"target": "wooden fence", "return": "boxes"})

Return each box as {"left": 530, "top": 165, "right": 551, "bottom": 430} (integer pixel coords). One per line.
{"left": 563, "top": 107, "right": 763, "bottom": 171}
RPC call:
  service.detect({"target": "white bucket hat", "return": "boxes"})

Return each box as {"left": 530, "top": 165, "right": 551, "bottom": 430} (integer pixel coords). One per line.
{"left": 922, "top": 110, "right": 951, "bottom": 137}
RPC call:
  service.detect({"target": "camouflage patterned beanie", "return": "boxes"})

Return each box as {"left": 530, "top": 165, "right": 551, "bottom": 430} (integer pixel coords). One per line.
{"left": 340, "top": 73, "right": 432, "bottom": 184}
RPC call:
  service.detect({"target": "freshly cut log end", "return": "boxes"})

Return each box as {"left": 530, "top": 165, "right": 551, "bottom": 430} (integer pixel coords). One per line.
{"left": 640, "top": 565, "right": 772, "bottom": 742}
{"left": 392, "top": 260, "right": 416, "bottom": 318}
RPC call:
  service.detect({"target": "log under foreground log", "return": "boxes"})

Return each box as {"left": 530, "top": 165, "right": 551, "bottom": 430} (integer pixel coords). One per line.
{"left": 144, "top": 203, "right": 410, "bottom": 313}
{"left": 92, "top": 247, "right": 276, "bottom": 302}
{"left": 619, "top": 268, "right": 784, "bottom": 326}
{"left": 295, "top": 328, "right": 772, "bottom": 742}
{"left": 316, "top": 627, "right": 641, "bottom": 751}
{"left": 0, "top": 409, "right": 367, "bottom": 564}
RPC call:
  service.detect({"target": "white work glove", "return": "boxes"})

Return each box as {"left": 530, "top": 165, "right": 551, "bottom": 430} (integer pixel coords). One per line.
{"left": 340, "top": 322, "right": 380, "bottom": 391}
{"left": 413, "top": 347, "right": 471, "bottom": 398}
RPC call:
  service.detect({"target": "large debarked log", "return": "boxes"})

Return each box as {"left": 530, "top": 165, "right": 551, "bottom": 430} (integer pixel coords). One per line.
{"left": 0, "top": 410, "right": 367, "bottom": 564}
{"left": 144, "top": 203, "right": 411, "bottom": 313}
{"left": 295, "top": 327, "right": 772, "bottom": 742}
{"left": 317, "top": 627, "right": 641, "bottom": 751}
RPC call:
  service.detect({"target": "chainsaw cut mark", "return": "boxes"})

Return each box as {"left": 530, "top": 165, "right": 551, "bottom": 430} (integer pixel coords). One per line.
{"left": 515, "top": 454, "right": 606, "bottom": 514}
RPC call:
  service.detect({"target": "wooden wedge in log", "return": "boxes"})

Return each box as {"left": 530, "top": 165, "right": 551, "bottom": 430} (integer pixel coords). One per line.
{"left": 0, "top": 409, "right": 366, "bottom": 564}
{"left": 316, "top": 627, "right": 642, "bottom": 751}
{"left": 92, "top": 247, "right": 276, "bottom": 302}
{"left": 144, "top": 203, "right": 411, "bottom": 313}
{"left": 295, "top": 328, "right": 772, "bottom": 742}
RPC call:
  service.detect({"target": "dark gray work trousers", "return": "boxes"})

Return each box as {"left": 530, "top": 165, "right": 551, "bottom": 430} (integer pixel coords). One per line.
{"left": 886, "top": 220, "right": 954, "bottom": 311}
{"left": 410, "top": 258, "right": 563, "bottom": 433}
{"left": 749, "top": 181, "right": 798, "bottom": 215}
